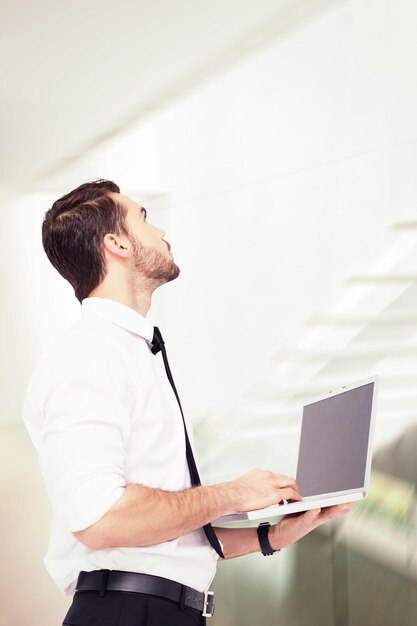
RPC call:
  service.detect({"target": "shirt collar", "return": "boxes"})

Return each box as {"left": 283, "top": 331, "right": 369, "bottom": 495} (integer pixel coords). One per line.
{"left": 81, "top": 296, "right": 154, "bottom": 343}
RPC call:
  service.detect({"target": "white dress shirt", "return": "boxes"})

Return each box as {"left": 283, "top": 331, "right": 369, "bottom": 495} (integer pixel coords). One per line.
{"left": 22, "top": 296, "right": 221, "bottom": 596}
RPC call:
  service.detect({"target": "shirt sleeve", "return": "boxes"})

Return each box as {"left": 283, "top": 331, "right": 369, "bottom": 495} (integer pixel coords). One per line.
{"left": 40, "top": 331, "right": 134, "bottom": 533}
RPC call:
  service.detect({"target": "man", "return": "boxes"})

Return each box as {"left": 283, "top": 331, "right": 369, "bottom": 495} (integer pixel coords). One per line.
{"left": 22, "top": 179, "right": 352, "bottom": 625}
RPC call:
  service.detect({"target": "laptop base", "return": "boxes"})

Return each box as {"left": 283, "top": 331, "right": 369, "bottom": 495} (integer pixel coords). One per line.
{"left": 213, "top": 490, "right": 365, "bottom": 524}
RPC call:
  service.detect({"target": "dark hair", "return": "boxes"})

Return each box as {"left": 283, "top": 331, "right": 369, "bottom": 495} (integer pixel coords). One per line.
{"left": 42, "top": 179, "right": 131, "bottom": 304}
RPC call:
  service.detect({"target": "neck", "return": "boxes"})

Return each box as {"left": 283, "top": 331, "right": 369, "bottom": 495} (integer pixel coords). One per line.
{"left": 89, "top": 284, "right": 153, "bottom": 317}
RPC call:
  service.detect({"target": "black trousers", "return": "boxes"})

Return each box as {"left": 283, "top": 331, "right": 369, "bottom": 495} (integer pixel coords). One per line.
{"left": 62, "top": 590, "right": 207, "bottom": 626}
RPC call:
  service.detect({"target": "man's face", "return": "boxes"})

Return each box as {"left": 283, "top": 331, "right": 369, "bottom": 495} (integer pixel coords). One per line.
{"left": 112, "top": 192, "right": 180, "bottom": 283}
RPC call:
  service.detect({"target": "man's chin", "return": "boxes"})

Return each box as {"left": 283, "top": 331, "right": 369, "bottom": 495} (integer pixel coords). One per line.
{"left": 133, "top": 248, "right": 180, "bottom": 282}
{"left": 166, "top": 263, "right": 180, "bottom": 281}
{"left": 155, "top": 262, "right": 180, "bottom": 283}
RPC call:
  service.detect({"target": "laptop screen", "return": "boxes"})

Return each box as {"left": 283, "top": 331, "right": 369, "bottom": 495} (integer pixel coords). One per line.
{"left": 295, "top": 381, "right": 375, "bottom": 497}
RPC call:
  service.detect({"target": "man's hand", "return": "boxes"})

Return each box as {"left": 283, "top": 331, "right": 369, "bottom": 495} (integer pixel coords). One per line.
{"left": 269, "top": 503, "right": 354, "bottom": 551}
{"left": 227, "top": 468, "right": 302, "bottom": 513}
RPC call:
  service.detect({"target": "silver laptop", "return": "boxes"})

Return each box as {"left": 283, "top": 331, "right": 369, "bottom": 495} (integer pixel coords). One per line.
{"left": 213, "top": 375, "right": 380, "bottom": 524}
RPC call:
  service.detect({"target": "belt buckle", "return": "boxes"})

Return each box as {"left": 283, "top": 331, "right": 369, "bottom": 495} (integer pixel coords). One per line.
{"left": 202, "top": 590, "right": 215, "bottom": 617}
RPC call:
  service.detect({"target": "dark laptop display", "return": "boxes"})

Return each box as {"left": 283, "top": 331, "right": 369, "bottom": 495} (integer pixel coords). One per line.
{"left": 296, "top": 382, "right": 375, "bottom": 497}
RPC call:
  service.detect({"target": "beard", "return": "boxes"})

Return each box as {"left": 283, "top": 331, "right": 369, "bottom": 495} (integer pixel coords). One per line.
{"left": 130, "top": 237, "right": 180, "bottom": 284}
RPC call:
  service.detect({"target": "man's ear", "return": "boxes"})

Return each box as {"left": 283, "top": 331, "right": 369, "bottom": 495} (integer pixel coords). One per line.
{"left": 103, "top": 234, "right": 130, "bottom": 256}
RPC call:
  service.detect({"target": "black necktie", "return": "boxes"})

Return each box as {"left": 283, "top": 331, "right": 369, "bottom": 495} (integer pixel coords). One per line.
{"left": 151, "top": 326, "right": 225, "bottom": 559}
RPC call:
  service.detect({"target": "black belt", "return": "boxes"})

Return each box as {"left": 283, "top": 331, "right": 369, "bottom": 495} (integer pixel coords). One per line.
{"left": 75, "top": 570, "right": 215, "bottom": 618}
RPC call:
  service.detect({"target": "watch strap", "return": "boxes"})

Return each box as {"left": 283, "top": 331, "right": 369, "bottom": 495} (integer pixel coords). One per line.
{"left": 257, "top": 522, "right": 279, "bottom": 556}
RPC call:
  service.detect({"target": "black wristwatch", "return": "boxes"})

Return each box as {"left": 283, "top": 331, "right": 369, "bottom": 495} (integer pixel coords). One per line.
{"left": 257, "top": 522, "right": 280, "bottom": 556}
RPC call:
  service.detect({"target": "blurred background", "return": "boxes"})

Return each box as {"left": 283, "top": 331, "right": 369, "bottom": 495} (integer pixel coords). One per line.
{"left": 2, "top": 0, "right": 417, "bottom": 624}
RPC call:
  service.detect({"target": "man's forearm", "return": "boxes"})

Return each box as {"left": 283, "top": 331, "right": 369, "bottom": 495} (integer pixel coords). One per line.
{"left": 214, "top": 504, "right": 355, "bottom": 560}
{"left": 212, "top": 526, "right": 262, "bottom": 559}
{"left": 74, "top": 482, "right": 234, "bottom": 551}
